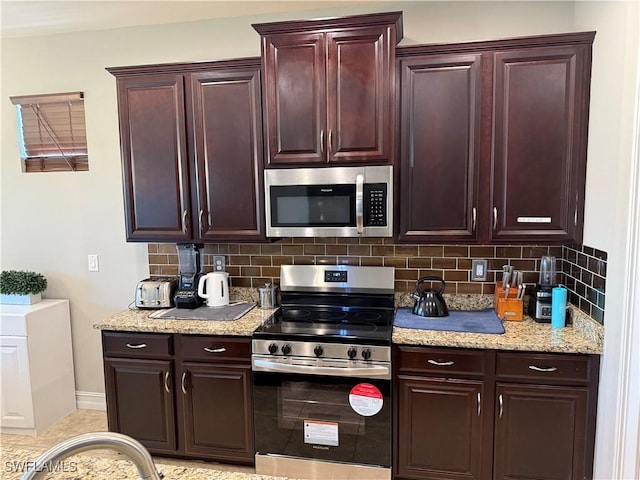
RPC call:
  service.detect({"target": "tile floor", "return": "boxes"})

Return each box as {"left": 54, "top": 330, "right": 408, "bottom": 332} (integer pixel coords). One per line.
{"left": 0, "top": 409, "right": 263, "bottom": 478}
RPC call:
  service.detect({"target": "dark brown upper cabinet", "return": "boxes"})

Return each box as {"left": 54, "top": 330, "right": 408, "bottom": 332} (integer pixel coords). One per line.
{"left": 396, "top": 31, "right": 594, "bottom": 244}
{"left": 108, "top": 59, "right": 265, "bottom": 243}
{"left": 253, "top": 11, "right": 403, "bottom": 166}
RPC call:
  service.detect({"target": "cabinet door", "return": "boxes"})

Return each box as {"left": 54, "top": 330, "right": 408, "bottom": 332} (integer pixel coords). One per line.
{"left": 103, "top": 358, "right": 176, "bottom": 453}
{"left": 396, "top": 375, "right": 485, "bottom": 480}
{"left": 397, "top": 54, "right": 482, "bottom": 242}
{"left": 179, "top": 362, "right": 254, "bottom": 464}
{"left": 491, "top": 46, "right": 589, "bottom": 243}
{"left": 0, "top": 336, "right": 34, "bottom": 428}
{"left": 188, "top": 67, "right": 265, "bottom": 241}
{"left": 262, "top": 32, "right": 326, "bottom": 165}
{"left": 116, "top": 74, "right": 192, "bottom": 242}
{"left": 494, "top": 383, "right": 589, "bottom": 480}
{"left": 326, "top": 26, "right": 393, "bottom": 164}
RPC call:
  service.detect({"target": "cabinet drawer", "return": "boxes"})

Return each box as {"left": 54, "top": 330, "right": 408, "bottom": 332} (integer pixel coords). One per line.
{"left": 102, "top": 331, "right": 173, "bottom": 358}
{"left": 395, "top": 346, "right": 487, "bottom": 377}
{"left": 180, "top": 335, "right": 250, "bottom": 363}
{"left": 496, "top": 351, "right": 594, "bottom": 384}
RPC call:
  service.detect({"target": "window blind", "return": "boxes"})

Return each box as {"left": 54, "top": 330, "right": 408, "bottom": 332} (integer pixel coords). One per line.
{"left": 10, "top": 92, "right": 88, "bottom": 172}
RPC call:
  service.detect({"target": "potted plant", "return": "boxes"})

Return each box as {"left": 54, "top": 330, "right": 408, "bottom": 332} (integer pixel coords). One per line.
{"left": 0, "top": 270, "right": 48, "bottom": 305}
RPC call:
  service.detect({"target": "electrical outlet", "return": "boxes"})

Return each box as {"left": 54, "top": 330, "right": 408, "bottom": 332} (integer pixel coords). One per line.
{"left": 471, "top": 259, "right": 488, "bottom": 281}
{"left": 213, "top": 255, "right": 226, "bottom": 272}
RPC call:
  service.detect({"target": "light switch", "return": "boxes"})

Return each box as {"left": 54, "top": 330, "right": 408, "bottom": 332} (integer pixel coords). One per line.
{"left": 88, "top": 254, "right": 99, "bottom": 272}
{"left": 471, "top": 259, "right": 488, "bottom": 281}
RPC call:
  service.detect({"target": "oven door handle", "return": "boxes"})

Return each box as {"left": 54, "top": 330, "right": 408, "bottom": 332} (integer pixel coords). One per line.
{"left": 252, "top": 358, "right": 390, "bottom": 379}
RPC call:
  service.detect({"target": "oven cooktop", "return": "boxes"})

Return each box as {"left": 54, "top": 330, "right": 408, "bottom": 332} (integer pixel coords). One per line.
{"left": 253, "top": 305, "right": 394, "bottom": 345}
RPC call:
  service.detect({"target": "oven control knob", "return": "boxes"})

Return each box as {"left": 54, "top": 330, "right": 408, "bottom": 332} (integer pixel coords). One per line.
{"left": 281, "top": 344, "right": 292, "bottom": 355}
{"left": 347, "top": 347, "right": 358, "bottom": 359}
{"left": 268, "top": 343, "right": 278, "bottom": 354}
{"left": 361, "top": 348, "right": 372, "bottom": 360}
{"left": 313, "top": 345, "right": 324, "bottom": 357}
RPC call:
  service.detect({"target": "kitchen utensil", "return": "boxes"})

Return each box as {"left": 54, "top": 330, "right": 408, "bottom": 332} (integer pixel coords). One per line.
{"left": 197, "top": 272, "right": 230, "bottom": 307}
{"left": 174, "top": 243, "right": 204, "bottom": 309}
{"left": 539, "top": 256, "right": 557, "bottom": 286}
{"left": 257, "top": 283, "right": 278, "bottom": 309}
{"left": 135, "top": 277, "right": 177, "bottom": 309}
{"left": 411, "top": 276, "right": 449, "bottom": 318}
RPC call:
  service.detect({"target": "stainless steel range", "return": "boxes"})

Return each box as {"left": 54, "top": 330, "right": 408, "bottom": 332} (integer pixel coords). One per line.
{"left": 252, "top": 264, "right": 395, "bottom": 480}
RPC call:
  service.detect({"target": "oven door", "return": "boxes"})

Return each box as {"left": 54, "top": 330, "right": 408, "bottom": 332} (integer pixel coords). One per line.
{"left": 253, "top": 361, "right": 391, "bottom": 468}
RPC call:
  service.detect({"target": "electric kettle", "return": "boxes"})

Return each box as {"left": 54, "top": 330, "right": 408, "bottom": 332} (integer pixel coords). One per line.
{"left": 411, "top": 276, "right": 449, "bottom": 317}
{"left": 197, "top": 272, "right": 230, "bottom": 307}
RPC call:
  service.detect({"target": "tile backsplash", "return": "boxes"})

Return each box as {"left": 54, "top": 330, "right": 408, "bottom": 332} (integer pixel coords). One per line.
{"left": 148, "top": 239, "right": 607, "bottom": 323}
{"left": 561, "top": 244, "right": 607, "bottom": 324}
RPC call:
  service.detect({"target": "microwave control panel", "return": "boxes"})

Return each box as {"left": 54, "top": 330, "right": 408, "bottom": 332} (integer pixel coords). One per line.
{"left": 364, "top": 183, "right": 387, "bottom": 226}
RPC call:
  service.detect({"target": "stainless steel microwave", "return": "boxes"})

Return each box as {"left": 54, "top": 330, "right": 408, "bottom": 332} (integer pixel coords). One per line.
{"left": 265, "top": 166, "right": 393, "bottom": 238}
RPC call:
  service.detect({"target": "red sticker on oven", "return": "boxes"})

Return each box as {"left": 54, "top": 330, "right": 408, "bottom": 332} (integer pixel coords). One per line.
{"left": 349, "top": 383, "right": 383, "bottom": 416}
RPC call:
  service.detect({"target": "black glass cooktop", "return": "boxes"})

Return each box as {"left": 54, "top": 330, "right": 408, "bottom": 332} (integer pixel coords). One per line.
{"left": 253, "top": 305, "right": 394, "bottom": 345}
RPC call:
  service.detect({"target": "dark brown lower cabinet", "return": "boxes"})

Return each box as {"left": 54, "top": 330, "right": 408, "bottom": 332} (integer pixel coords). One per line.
{"left": 102, "top": 331, "right": 253, "bottom": 464}
{"left": 180, "top": 362, "right": 254, "bottom": 462}
{"left": 394, "top": 346, "right": 599, "bottom": 480}
{"left": 396, "top": 376, "right": 485, "bottom": 479}
{"left": 103, "top": 357, "right": 177, "bottom": 453}
{"left": 494, "top": 383, "right": 588, "bottom": 480}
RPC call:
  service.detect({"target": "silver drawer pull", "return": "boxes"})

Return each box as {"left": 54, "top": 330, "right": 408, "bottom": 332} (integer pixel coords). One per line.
{"left": 477, "top": 392, "right": 481, "bottom": 416}
{"left": 528, "top": 365, "right": 558, "bottom": 372}
{"left": 204, "top": 347, "right": 226, "bottom": 354}
{"left": 428, "top": 359, "right": 454, "bottom": 366}
{"left": 125, "top": 343, "right": 147, "bottom": 349}
{"left": 498, "top": 394, "right": 504, "bottom": 419}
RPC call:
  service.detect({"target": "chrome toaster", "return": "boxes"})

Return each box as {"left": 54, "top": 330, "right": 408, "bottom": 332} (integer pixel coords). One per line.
{"left": 135, "top": 277, "right": 178, "bottom": 309}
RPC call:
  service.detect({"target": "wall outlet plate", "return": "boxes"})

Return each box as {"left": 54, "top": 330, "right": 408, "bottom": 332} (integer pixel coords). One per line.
{"left": 471, "top": 259, "right": 488, "bottom": 281}
{"left": 213, "top": 255, "right": 226, "bottom": 272}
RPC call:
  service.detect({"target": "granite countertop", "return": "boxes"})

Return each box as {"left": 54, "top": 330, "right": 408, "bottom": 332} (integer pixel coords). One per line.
{"left": 94, "top": 290, "right": 603, "bottom": 354}
{"left": 93, "top": 304, "right": 277, "bottom": 336}
{"left": 1, "top": 444, "right": 296, "bottom": 480}
{"left": 393, "top": 294, "right": 603, "bottom": 354}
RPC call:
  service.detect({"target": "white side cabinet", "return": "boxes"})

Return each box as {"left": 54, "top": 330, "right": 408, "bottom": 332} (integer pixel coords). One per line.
{"left": 0, "top": 299, "right": 76, "bottom": 435}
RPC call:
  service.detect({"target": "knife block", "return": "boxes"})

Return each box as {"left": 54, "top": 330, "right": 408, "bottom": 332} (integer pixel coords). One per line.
{"left": 494, "top": 282, "right": 523, "bottom": 321}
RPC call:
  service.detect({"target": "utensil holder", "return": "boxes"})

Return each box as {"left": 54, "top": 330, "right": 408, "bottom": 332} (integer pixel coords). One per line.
{"left": 494, "top": 282, "right": 523, "bottom": 321}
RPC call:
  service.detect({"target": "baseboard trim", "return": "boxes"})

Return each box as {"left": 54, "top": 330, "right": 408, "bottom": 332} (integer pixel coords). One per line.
{"left": 75, "top": 391, "right": 106, "bottom": 411}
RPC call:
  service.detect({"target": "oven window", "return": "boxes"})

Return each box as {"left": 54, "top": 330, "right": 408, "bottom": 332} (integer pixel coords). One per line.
{"left": 253, "top": 372, "right": 391, "bottom": 467}
{"left": 270, "top": 185, "right": 355, "bottom": 227}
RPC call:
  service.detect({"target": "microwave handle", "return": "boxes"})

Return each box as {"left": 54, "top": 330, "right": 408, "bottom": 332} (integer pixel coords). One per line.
{"left": 356, "top": 173, "right": 364, "bottom": 235}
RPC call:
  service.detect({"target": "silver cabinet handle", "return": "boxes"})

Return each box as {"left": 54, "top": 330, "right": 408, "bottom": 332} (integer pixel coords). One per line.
{"left": 125, "top": 343, "right": 147, "bottom": 349}
{"left": 198, "top": 209, "right": 204, "bottom": 234}
{"left": 182, "top": 210, "right": 188, "bottom": 234}
{"left": 498, "top": 393, "right": 504, "bottom": 419}
{"left": 204, "top": 347, "right": 226, "bottom": 354}
{"left": 164, "top": 371, "right": 170, "bottom": 394}
{"left": 574, "top": 207, "right": 578, "bottom": 226}
{"left": 355, "top": 173, "right": 364, "bottom": 235}
{"left": 493, "top": 207, "right": 498, "bottom": 230}
{"left": 472, "top": 207, "right": 477, "bottom": 232}
{"left": 528, "top": 365, "right": 558, "bottom": 372}
{"left": 427, "top": 359, "right": 454, "bottom": 366}
{"left": 320, "top": 129, "right": 325, "bottom": 155}
{"left": 477, "top": 392, "right": 481, "bottom": 416}
{"left": 181, "top": 372, "right": 187, "bottom": 394}
{"left": 328, "top": 130, "right": 333, "bottom": 154}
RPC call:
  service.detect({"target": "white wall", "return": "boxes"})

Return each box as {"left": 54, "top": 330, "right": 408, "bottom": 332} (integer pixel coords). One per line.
{"left": 1, "top": 1, "right": 638, "bottom": 476}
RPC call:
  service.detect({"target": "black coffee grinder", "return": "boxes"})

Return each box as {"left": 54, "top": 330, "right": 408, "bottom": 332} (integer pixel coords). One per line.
{"left": 174, "top": 243, "right": 204, "bottom": 309}
{"left": 530, "top": 255, "right": 557, "bottom": 322}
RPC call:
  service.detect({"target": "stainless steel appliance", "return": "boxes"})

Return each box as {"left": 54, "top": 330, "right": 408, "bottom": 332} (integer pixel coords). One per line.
{"left": 252, "top": 265, "right": 394, "bottom": 480}
{"left": 530, "top": 255, "right": 557, "bottom": 322}
{"left": 135, "top": 277, "right": 177, "bottom": 309}
{"left": 264, "top": 166, "right": 393, "bottom": 238}
{"left": 173, "top": 243, "right": 204, "bottom": 309}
